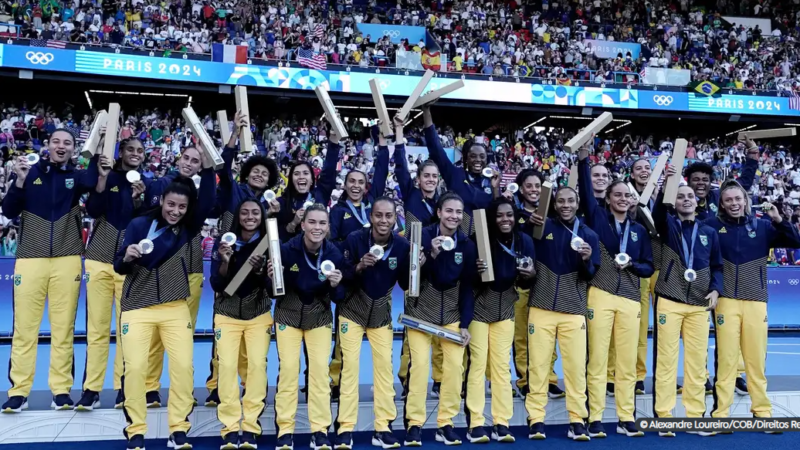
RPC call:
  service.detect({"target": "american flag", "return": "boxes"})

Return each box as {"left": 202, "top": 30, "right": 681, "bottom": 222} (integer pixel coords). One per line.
{"left": 297, "top": 48, "right": 327, "bottom": 70}
{"left": 79, "top": 129, "right": 90, "bottom": 141}
{"left": 30, "top": 39, "right": 67, "bottom": 49}
{"left": 789, "top": 90, "right": 800, "bottom": 111}
{"left": 313, "top": 24, "right": 324, "bottom": 39}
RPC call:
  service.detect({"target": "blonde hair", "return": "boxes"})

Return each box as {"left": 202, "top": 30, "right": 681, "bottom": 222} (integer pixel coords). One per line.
{"left": 718, "top": 179, "right": 751, "bottom": 218}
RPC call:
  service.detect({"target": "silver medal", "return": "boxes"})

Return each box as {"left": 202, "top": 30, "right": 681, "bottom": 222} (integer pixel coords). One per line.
{"left": 570, "top": 237, "right": 585, "bottom": 251}
{"left": 684, "top": 269, "right": 697, "bottom": 283}
{"left": 369, "top": 245, "right": 384, "bottom": 259}
{"left": 614, "top": 253, "right": 630, "bottom": 266}
{"left": 26, "top": 153, "right": 39, "bottom": 165}
{"left": 263, "top": 190, "right": 277, "bottom": 202}
{"left": 320, "top": 260, "right": 336, "bottom": 275}
{"left": 481, "top": 167, "right": 494, "bottom": 178}
{"left": 506, "top": 182, "right": 519, "bottom": 194}
{"left": 221, "top": 232, "right": 237, "bottom": 246}
{"left": 139, "top": 239, "right": 154, "bottom": 255}
{"left": 303, "top": 201, "right": 315, "bottom": 209}
{"left": 126, "top": 171, "right": 141, "bottom": 183}
{"left": 441, "top": 236, "right": 455, "bottom": 251}
{"left": 517, "top": 256, "right": 532, "bottom": 270}
{"left": 191, "top": 174, "right": 201, "bottom": 189}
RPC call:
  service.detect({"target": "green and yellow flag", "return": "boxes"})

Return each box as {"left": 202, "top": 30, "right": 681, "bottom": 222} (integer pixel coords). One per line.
{"left": 693, "top": 80, "right": 720, "bottom": 96}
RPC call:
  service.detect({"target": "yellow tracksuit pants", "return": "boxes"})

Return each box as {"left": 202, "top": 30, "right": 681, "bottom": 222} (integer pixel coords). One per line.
{"left": 587, "top": 288, "right": 639, "bottom": 422}
{"left": 9, "top": 256, "right": 82, "bottom": 397}
{"left": 711, "top": 298, "right": 770, "bottom": 418}
{"left": 525, "top": 307, "right": 587, "bottom": 424}
{"left": 148, "top": 273, "right": 202, "bottom": 392}
{"left": 653, "top": 298, "right": 709, "bottom": 418}
{"left": 336, "top": 317, "right": 396, "bottom": 433}
{"left": 399, "top": 334, "right": 443, "bottom": 388}
{"left": 83, "top": 259, "right": 126, "bottom": 392}
{"left": 329, "top": 315, "right": 343, "bottom": 389}
{"left": 120, "top": 301, "right": 194, "bottom": 437}
{"left": 274, "top": 323, "right": 332, "bottom": 436}
{"left": 465, "top": 320, "right": 514, "bottom": 428}
{"left": 404, "top": 324, "right": 463, "bottom": 429}
{"left": 608, "top": 271, "right": 656, "bottom": 383}
{"left": 205, "top": 309, "right": 249, "bottom": 393}
{"left": 514, "top": 289, "right": 558, "bottom": 390}
{"left": 215, "top": 312, "right": 272, "bottom": 436}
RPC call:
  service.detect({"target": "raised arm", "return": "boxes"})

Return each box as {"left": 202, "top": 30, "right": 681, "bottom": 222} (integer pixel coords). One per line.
{"left": 369, "top": 144, "right": 390, "bottom": 200}
{"left": 577, "top": 151, "right": 602, "bottom": 227}
{"left": 422, "top": 107, "right": 459, "bottom": 185}
{"left": 193, "top": 167, "right": 217, "bottom": 229}
{"left": 77, "top": 155, "right": 100, "bottom": 193}
{"left": 315, "top": 138, "right": 341, "bottom": 205}
{"left": 393, "top": 143, "right": 414, "bottom": 199}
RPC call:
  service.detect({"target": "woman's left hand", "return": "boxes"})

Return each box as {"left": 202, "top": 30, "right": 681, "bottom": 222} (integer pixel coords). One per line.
{"left": 249, "top": 254, "right": 266, "bottom": 273}
{"left": 476, "top": 258, "right": 488, "bottom": 273}
{"left": 518, "top": 262, "right": 535, "bottom": 279}
{"left": 327, "top": 269, "right": 343, "bottom": 288}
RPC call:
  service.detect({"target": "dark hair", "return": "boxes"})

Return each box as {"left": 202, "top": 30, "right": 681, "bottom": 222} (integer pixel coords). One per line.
{"left": 515, "top": 168, "right": 544, "bottom": 186}
{"left": 146, "top": 177, "right": 198, "bottom": 231}
{"left": 345, "top": 169, "right": 368, "bottom": 185}
{"left": 302, "top": 203, "right": 329, "bottom": 222}
{"left": 230, "top": 198, "right": 268, "bottom": 239}
{"left": 240, "top": 155, "right": 279, "bottom": 190}
{"left": 51, "top": 128, "right": 77, "bottom": 143}
{"left": 604, "top": 179, "right": 629, "bottom": 203}
{"left": 462, "top": 138, "right": 488, "bottom": 156}
{"left": 437, "top": 191, "right": 464, "bottom": 210}
{"left": 371, "top": 196, "right": 397, "bottom": 213}
{"left": 632, "top": 158, "right": 651, "bottom": 170}
{"left": 287, "top": 161, "right": 316, "bottom": 201}
{"left": 556, "top": 186, "right": 579, "bottom": 200}
{"left": 487, "top": 197, "right": 519, "bottom": 241}
{"left": 684, "top": 162, "right": 714, "bottom": 180}
{"left": 115, "top": 137, "right": 145, "bottom": 169}
{"left": 418, "top": 160, "right": 439, "bottom": 174}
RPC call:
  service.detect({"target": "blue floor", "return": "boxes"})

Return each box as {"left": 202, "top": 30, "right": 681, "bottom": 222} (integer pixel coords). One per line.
{"left": 0, "top": 337, "right": 799, "bottom": 392}
{"left": 0, "top": 425, "right": 796, "bottom": 449}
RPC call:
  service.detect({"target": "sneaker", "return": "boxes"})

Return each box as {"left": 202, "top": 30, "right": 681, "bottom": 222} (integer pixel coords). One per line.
{"left": 436, "top": 425, "right": 462, "bottom": 445}
{"left": 606, "top": 383, "right": 615, "bottom": 397}
{"left": 616, "top": 421, "right": 644, "bottom": 437}
{"left": 74, "top": 390, "right": 100, "bottom": 411}
{"left": 205, "top": 389, "right": 220, "bottom": 407}
{"left": 221, "top": 432, "right": 239, "bottom": 450}
{"left": 404, "top": 426, "right": 422, "bottom": 447}
{"left": 704, "top": 379, "right": 713, "bottom": 395}
{"left": 127, "top": 434, "right": 146, "bottom": 450}
{"left": 115, "top": 390, "right": 125, "bottom": 409}
{"left": 516, "top": 385, "right": 529, "bottom": 398}
{"left": 51, "top": 394, "right": 74, "bottom": 410}
{"left": 765, "top": 431, "right": 783, "bottom": 435}
{"left": 676, "top": 383, "right": 683, "bottom": 394}
{"left": 528, "top": 422, "right": 546, "bottom": 440}
{"left": 146, "top": 391, "right": 162, "bottom": 408}
{"left": 400, "top": 386, "right": 408, "bottom": 400}
{"left": 331, "top": 385, "right": 340, "bottom": 403}
{"left": 310, "top": 431, "right": 332, "bottom": 450}
{"left": 548, "top": 383, "right": 566, "bottom": 399}
{"left": 168, "top": 432, "right": 192, "bottom": 450}
{"left": 735, "top": 377, "right": 749, "bottom": 396}
{"left": 334, "top": 432, "right": 352, "bottom": 450}
{"left": 568, "top": 423, "right": 591, "bottom": 441}
{"left": 659, "top": 431, "right": 676, "bottom": 437}
{"left": 1, "top": 396, "right": 28, "bottom": 413}
{"left": 687, "top": 430, "right": 717, "bottom": 437}
{"left": 431, "top": 381, "right": 441, "bottom": 398}
{"left": 371, "top": 431, "right": 401, "bottom": 449}
{"left": 240, "top": 432, "right": 258, "bottom": 450}
{"left": 588, "top": 421, "right": 606, "bottom": 438}
{"left": 275, "top": 434, "right": 293, "bottom": 450}
{"left": 635, "top": 381, "right": 646, "bottom": 395}
{"left": 491, "top": 425, "right": 515, "bottom": 443}
{"left": 467, "top": 427, "right": 489, "bottom": 444}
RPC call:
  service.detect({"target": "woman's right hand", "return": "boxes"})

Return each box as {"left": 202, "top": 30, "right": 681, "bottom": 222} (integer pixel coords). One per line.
{"left": 123, "top": 244, "right": 142, "bottom": 263}
{"left": 430, "top": 236, "right": 444, "bottom": 260}
{"left": 266, "top": 259, "right": 274, "bottom": 281}
{"left": 219, "top": 243, "right": 233, "bottom": 263}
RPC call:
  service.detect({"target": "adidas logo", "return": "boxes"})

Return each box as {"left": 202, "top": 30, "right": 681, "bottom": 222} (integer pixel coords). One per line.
{"left": 33, "top": 178, "right": 42, "bottom": 185}
{"left": 519, "top": 218, "right": 525, "bottom": 224}
{"left": 545, "top": 233, "right": 554, "bottom": 240}
{"left": 344, "top": 213, "right": 352, "bottom": 220}
{"left": 719, "top": 227, "right": 727, "bottom": 234}
{"left": 290, "top": 264, "right": 299, "bottom": 272}
{"left": 110, "top": 186, "right": 119, "bottom": 192}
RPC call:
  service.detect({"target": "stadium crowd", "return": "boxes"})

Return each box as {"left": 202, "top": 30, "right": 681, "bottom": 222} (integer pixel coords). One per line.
{"left": 1, "top": 99, "right": 799, "bottom": 262}
{"left": 3, "top": 0, "right": 800, "bottom": 90}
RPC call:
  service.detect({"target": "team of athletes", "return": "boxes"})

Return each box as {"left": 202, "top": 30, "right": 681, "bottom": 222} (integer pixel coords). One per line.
{"left": 1, "top": 105, "right": 796, "bottom": 450}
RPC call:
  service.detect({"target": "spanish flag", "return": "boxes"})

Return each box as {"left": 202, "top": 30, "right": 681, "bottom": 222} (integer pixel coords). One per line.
{"left": 421, "top": 50, "right": 441, "bottom": 71}
{"left": 693, "top": 80, "right": 720, "bottom": 96}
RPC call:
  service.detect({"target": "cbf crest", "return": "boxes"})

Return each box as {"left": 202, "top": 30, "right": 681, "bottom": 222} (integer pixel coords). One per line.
{"left": 630, "top": 231, "right": 638, "bottom": 242}
{"left": 659, "top": 314, "right": 667, "bottom": 325}
{"left": 528, "top": 324, "right": 535, "bottom": 335}
{"left": 716, "top": 314, "right": 724, "bottom": 326}
{"left": 700, "top": 235, "right": 708, "bottom": 246}
{"left": 13, "top": 274, "right": 21, "bottom": 286}
{"left": 454, "top": 252, "right": 463, "bottom": 264}
{"left": 340, "top": 323, "right": 348, "bottom": 334}
{"left": 388, "top": 257, "right": 397, "bottom": 270}
{"left": 215, "top": 329, "right": 221, "bottom": 341}
{"left": 65, "top": 178, "right": 74, "bottom": 189}
{"left": 122, "top": 323, "right": 129, "bottom": 335}
{"left": 587, "top": 309, "right": 594, "bottom": 320}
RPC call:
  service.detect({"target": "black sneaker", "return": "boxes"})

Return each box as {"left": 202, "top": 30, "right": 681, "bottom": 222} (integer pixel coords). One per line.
{"left": 168, "top": 431, "right": 192, "bottom": 449}
{"left": 676, "top": 383, "right": 683, "bottom": 394}
{"left": 310, "top": 431, "right": 332, "bottom": 450}
{"left": 705, "top": 379, "right": 713, "bottom": 395}
{"left": 334, "top": 432, "right": 352, "bottom": 450}
{"left": 127, "top": 434, "right": 146, "bottom": 450}
{"left": 221, "top": 432, "right": 239, "bottom": 450}
{"left": 275, "top": 434, "right": 293, "bottom": 450}
{"left": 146, "top": 391, "right": 162, "bottom": 408}
{"left": 616, "top": 421, "right": 644, "bottom": 437}
{"left": 491, "top": 425, "right": 515, "bottom": 443}
{"left": 371, "top": 431, "right": 401, "bottom": 449}
{"left": 240, "top": 432, "right": 257, "bottom": 450}
{"left": 205, "top": 389, "right": 220, "bottom": 407}
{"left": 331, "top": 385, "right": 340, "bottom": 403}
{"left": 467, "top": 427, "right": 489, "bottom": 444}
{"left": 51, "top": 394, "right": 74, "bottom": 411}
{"left": 74, "top": 390, "right": 100, "bottom": 411}
{"left": 606, "top": 383, "right": 615, "bottom": 397}
{"left": 528, "top": 422, "right": 546, "bottom": 440}
{"left": 568, "top": 422, "right": 591, "bottom": 441}
{"left": 436, "top": 425, "right": 462, "bottom": 445}
{"left": 588, "top": 421, "right": 606, "bottom": 438}
{"left": 548, "top": 383, "right": 566, "bottom": 399}
{"left": 1, "top": 396, "right": 28, "bottom": 413}
{"left": 635, "top": 381, "right": 646, "bottom": 395}
{"left": 735, "top": 377, "right": 749, "bottom": 396}
{"left": 115, "top": 390, "right": 125, "bottom": 409}
{"left": 404, "top": 426, "right": 422, "bottom": 447}
{"left": 431, "top": 381, "right": 441, "bottom": 398}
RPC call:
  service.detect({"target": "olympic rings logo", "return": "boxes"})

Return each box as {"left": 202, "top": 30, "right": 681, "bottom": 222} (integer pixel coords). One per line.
{"left": 653, "top": 95, "right": 674, "bottom": 106}
{"left": 25, "top": 51, "right": 54, "bottom": 65}
{"left": 789, "top": 279, "right": 799, "bottom": 285}
{"left": 382, "top": 30, "right": 401, "bottom": 39}
{"left": 379, "top": 80, "right": 390, "bottom": 90}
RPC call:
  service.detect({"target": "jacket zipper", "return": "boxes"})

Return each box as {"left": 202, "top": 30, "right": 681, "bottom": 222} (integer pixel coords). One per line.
{"left": 734, "top": 225, "right": 740, "bottom": 298}
{"left": 50, "top": 170, "right": 55, "bottom": 257}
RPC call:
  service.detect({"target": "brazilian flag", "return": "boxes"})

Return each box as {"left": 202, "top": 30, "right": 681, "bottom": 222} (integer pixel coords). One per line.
{"left": 692, "top": 80, "right": 720, "bottom": 96}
